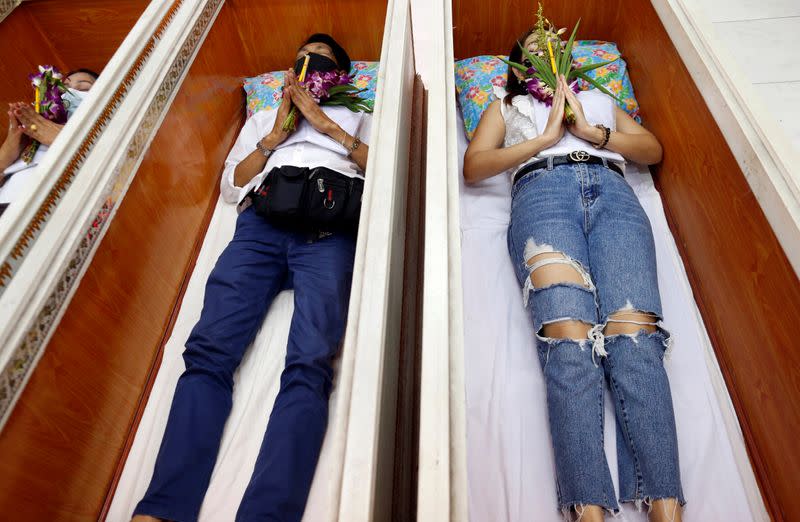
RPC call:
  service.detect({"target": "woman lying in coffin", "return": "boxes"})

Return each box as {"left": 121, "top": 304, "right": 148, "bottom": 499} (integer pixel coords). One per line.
{"left": 132, "top": 33, "right": 371, "bottom": 522}
{"left": 0, "top": 69, "right": 98, "bottom": 216}
{"left": 463, "top": 27, "right": 685, "bottom": 522}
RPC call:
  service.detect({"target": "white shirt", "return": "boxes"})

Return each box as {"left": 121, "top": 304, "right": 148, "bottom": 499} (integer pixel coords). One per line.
{"left": 221, "top": 106, "right": 371, "bottom": 210}
{"left": 498, "top": 87, "right": 625, "bottom": 177}
{"left": 0, "top": 145, "right": 49, "bottom": 205}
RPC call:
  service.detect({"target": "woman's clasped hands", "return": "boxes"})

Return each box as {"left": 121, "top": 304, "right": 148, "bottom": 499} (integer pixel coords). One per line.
{"left": 538, "top": 74, "right": 603, "bottom": 148}
{"left": 1, "top": 104, "right": 28, "bottom": 168}
{"left": 539, "top": 74, "right": 567, "bottom": 148}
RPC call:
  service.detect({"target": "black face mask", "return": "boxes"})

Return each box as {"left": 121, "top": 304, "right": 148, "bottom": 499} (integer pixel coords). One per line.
{"left": 293, "top": 53, "right": 339, "bottom": 76}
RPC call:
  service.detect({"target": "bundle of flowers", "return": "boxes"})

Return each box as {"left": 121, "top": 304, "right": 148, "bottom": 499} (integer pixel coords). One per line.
{"left": 21, "top": 65, "right": 67, "bottom": 164}
{"left": 282, "top": 57, "right": 374, "bottom": 132}
{"left": 501, "top": 3, "right": 621, "bottom": 123}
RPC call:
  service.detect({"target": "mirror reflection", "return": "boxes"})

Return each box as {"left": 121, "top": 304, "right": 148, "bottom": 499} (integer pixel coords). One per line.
{"left": 0, "top": 66, "right": 98, "bottom": 215}
{"left": 0, "top": 0, "right": 150, "bottom": 219}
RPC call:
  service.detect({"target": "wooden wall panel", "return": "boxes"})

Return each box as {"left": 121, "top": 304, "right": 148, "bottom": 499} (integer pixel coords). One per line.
{"left": 0, "top": 0, "right": 148, "bottom": 142}
{"left": 0, "top": 1, "right": 387, "bottom": 519}
{"left": 454, "top": 1, "right": 800, "bottom": 520}
{"left": 25, "top": 0, "right": 150, "bottom": 74}
{"left": 226, "top": 0, "right": 386, "bottom": 75}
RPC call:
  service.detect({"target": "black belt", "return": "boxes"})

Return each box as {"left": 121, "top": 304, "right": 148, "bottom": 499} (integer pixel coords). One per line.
{"left": 513, "top": 151, "right": 623, "bottom": 185}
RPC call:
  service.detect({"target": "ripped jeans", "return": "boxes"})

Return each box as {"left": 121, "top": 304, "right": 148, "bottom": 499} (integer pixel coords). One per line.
{"left": 508, "top": 162, "right": 685, "bottom": 514}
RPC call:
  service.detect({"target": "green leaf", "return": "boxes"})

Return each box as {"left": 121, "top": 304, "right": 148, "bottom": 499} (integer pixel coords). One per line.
{"left": 575, "top": 72, "right": 622, "bottom": 103}
{"left": 519, "top": 42, "right": 556, "bottom": 87}
{"left": 328, "top": 85, "right": 358, "bottom": 95}
{"left": 554, "top": 37, "right": 564, "bottom": 77}
{"left": 570, "top": 59, "right": 614, "bottom": 77}
{"left": 322, "top": 98, "right": 372, "bottom": 113}
{"left": 499, "top": 56, "right": 530, "bottom": 74}
{"left": 561, "top": 18, "right": 580, "bottom": 76}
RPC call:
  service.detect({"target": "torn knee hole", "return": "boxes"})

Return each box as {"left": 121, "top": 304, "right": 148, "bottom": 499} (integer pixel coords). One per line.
{"left": 541, "top": 320, "right": 593, "bottom": 341}
{"left": 605, "top": 310, "right": 659, "bottom": 335}
{"left": 525, "top": 252, "right": 593, "bottom": 290}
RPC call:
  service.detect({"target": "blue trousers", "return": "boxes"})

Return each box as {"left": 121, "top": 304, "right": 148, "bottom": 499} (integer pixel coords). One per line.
{"left": 135, "top": 207, "right": 356, "bottom": 522}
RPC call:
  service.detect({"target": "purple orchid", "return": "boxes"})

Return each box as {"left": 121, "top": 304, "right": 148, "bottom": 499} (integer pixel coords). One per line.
{"left": 21, "top": 65, "right": 68, "bottom": 163}
{"left": 281, "top": 69, "right": 368, "bottom": 133}
{"left": 525, "top": 76, "right": 579, "bottom": 106}
{"left": 43, "top": 89, "right": 68, "bottom": 123}
{"left": 304, "top": 70, "right": 353, "bottom": 102}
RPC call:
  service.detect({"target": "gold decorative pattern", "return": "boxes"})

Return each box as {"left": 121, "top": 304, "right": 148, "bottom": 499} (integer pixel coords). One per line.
{"left": 0, "top": 0, "right": 21, "bottom": 24}
{"left": 0, "top": 0, "right": 225, "bottom": 425}
{"left": 0, "top": 0, "right": 185, "bottom": 291}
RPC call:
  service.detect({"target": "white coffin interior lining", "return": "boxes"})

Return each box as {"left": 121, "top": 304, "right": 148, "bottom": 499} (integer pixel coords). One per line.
{"left": 456, "top": 112, "right": 768, "bottom": 521}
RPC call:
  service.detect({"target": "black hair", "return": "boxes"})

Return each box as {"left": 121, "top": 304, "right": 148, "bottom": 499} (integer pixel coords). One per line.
{"left": 504, "top": 29, "right": 536, "bottom": 106}
{"left": 302, "top": 33, "right": 351, "bottom": 74}
{"left": 66, "top": 68, "right": 100, "bottom": 80}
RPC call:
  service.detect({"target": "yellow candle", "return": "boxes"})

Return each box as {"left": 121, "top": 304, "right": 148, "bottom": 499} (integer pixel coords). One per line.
{"left": 34, "top": 86, "right": 41, "bottom": 113}
{"left": 298, "top": 54, "right": 311, "bottom": 82}
{"left": 547, "top": 40, "right": 558, "bottom": 75}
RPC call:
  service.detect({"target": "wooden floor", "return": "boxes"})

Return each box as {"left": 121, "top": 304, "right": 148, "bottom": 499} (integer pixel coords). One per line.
{"left": 689, "top": 0, "right": 800, "bottom": 152}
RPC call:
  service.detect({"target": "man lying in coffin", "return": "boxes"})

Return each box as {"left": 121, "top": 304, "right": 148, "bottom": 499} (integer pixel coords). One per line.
{"left": 132, "top": 33, "right": 371, "bottom": 522}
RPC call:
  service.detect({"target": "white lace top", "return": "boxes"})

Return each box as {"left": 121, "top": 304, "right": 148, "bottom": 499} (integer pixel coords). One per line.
{"left": 497, "top": 86, "right": 626, "bottom": 177}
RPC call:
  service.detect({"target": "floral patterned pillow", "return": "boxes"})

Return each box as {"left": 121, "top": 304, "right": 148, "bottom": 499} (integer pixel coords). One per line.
{"left": 454, "top": 41, "right": 641, "bottom": 140}
{"left": 243, "top": 61, "right": 379, "bottom": 118}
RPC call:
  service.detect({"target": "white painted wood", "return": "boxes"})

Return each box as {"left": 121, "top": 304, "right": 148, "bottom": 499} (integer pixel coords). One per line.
{"left": 712, "top": 17, "right": 800, "bottom": 84}
{"left": 413, "top": 0, "right": 469, "bottom": 520}
{"left": 761, "top": 81, "right": 800, "bottom": 151}
{"left": 651, "top": 0, "right": 800, "bottom": 279}
{"left": 692, "top": 0, "right": 800, "bottom": 23}
{"left": 336, "top": 0, "right": 418, "bottom": 519}
{"left": 0, "top": 0, "right": 225, "bottom": 428}
{"left": 680, "top": 1, "right": 800, "bottom": 156}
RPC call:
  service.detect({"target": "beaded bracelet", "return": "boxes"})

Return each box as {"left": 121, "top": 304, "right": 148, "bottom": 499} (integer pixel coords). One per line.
{"left": 593, "top": 124, "right": 611, "bottom": 149}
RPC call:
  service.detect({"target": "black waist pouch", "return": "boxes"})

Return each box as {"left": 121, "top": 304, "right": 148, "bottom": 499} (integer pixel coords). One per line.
{"left": 248, "top": 166, "right": 363, "bottom": 233}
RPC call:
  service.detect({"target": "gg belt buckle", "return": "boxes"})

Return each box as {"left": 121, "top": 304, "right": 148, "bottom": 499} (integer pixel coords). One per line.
{"left": 569, "top": 150, "right": 591, "bottom": 162}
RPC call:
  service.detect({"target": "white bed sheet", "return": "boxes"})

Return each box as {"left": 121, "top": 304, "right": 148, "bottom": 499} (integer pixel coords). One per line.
{"left": 107, "top": 198, "right": 345, "bottom": 522}
{"left": 458, "top": 123, "right": 763, "bottom": 521}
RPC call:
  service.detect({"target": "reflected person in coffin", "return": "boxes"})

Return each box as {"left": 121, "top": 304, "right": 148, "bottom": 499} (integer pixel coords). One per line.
{"left": 132, "top": 33, "right": 371, "bottom": 522}
{"left": 0, "top": 68, "right": 98, "bottom": 217}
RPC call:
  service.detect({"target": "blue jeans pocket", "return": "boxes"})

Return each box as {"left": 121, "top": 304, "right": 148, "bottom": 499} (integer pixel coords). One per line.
{"left": 511, "top": 167, "right": 552, "bottom": 198}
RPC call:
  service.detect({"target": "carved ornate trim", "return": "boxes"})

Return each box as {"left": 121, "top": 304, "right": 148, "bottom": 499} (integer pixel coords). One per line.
{"left": 0, "top": 0, "right": 224, "bottom": 426}
{"left": 0, "top": 0, "right": 21, "bottom": 24}
{"left": 0, "top": 1, "right": 185, "bottom": 292}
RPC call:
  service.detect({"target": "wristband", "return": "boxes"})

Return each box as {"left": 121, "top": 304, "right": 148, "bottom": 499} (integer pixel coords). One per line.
{"left": 348, "top": 136, "right": 362, "bottom": 157}
{"left": 256, "top": 140, "right": 274, "bottom": 158}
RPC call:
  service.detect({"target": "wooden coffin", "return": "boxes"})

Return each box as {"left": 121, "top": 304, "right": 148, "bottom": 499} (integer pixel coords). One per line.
{"left": 416, "top": 0, "right": 800, "bottom": 521}
{"left": 0, "top": 0, "right": 421, "bottom": 520}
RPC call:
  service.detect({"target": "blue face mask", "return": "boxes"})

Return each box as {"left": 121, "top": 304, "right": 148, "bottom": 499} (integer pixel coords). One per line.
{"left": 61, "top": 88, "right": 88, "bottom": 117}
